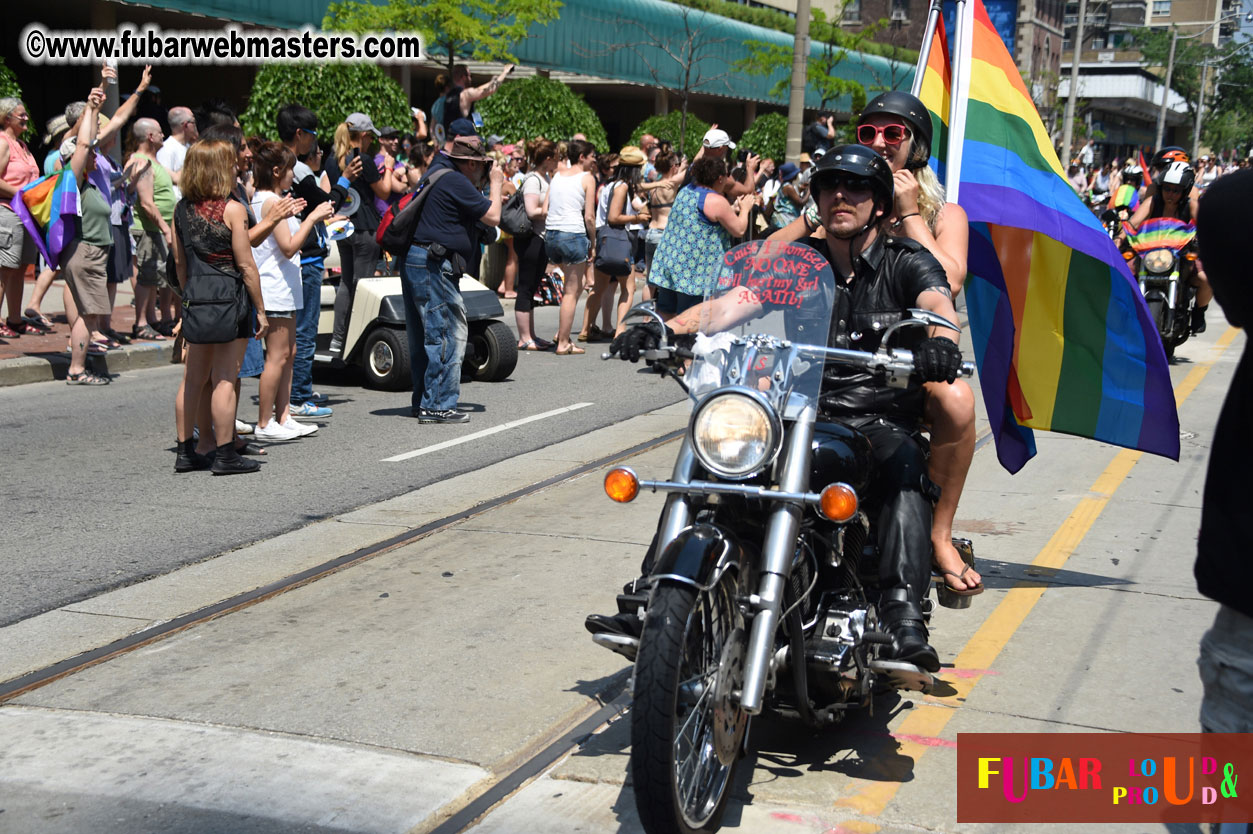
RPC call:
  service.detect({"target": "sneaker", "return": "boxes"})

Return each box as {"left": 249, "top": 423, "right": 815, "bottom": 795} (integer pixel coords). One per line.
{"left": 235, "top": 419, "right": 255, "bottom": 435}
{"left": 328, "top": 337, "right": 344, "bottom": 355}
{"left": 418, "top": 408, "right": 470, "bottom": 424}
{"left": 309, "top": 392, "right": 329, "bottom": 404}
{"left": 290, "top": 401, "right": 332, "bottom": 420}
{"left": 254, "top": 420, "right": 301, "bottom": 441}
{"left": 283, "top": 416, "right": 318, "bottom": 437}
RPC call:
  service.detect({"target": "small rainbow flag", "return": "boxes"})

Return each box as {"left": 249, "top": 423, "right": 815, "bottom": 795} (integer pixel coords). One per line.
{"left": 1124, "top": 216, "right": 1195, "bottom": 255}
{"left": 1139, "top": 149, "right": 1151, "bottom": 183}
{"left": 920, "top": 0, "right": 1179, "bottom": 473}
{"left": 10, "top": 169, "right": 79, "bottom": 267}
{"left": 1109, "top": 183, "right": 1140, "bottom": 212}
{"left": 919, "top": 15, "right": 952, "bottom": 184}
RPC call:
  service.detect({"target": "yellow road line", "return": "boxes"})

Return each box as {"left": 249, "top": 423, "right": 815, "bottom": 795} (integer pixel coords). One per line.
{"left": 832, "top": 327, "right": 1240, "bottom": 825}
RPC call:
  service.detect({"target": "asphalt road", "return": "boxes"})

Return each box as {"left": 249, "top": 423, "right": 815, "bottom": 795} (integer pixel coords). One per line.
{"left": 1, "top": 302, "right": 684, "bottom": 627}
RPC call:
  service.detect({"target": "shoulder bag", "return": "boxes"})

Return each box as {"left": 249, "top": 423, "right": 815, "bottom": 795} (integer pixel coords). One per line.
{"left": 176, "top": 201, "right": 250, "bottom": 345}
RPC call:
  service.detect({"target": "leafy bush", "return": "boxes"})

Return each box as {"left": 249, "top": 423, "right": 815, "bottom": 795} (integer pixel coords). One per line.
{"left": 0, "top": 58, "right": 34, "bottom": 141}
{"left": 477, "top": 76, "right": 607, "bottom": 151}
{"left": 240, "top": 63, "right": 410, "bottom": 140}
{"left": 630, "top": 111, "right": 712, "bottom": 160}
{"left": 738, "top": 112, "right": 787, "bottom": 162}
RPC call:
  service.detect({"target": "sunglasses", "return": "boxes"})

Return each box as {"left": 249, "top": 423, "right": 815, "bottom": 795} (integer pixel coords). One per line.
{"left": 821, "top": 175, "right": 875, "bottom": 195}
{"left": 301, "top": 128, "right": 318, "bottom": 138}
{"left": 856, "top": 123, "right": 912, "bottom": 146}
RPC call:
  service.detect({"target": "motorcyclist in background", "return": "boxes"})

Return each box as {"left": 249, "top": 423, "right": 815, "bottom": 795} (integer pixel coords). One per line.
{"left": 591, "top": 146, "right": 966, "bottom": 672}
{"left": 1128, "top": 160, "right": 1210, "bottom": 334}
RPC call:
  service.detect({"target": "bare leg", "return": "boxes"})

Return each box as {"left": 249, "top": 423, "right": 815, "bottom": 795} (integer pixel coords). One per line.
{"left": 210, "top": 341, "right": 247, "bottom": 447}
{"left": 925, "top": 380, "right": 981, "bottom": 591}
{"left": 25, "top": 268, "right": 58, "bottom": 321}
{"left": 274, "top": 322, "right": 297, "bottom": 425}
{"left": 67, "top": 313, "right": 92, "bottom": 376}
{"left": 500, "top": 238, "right": 517, "bottom": 297}
{"left": 1, "top": 268, "right": 25, "bottom": 325}
{"left": 581, "top": 268, "right": 609, "bottom": 338}
{"left": 133, "top": 284, "right": 154, "bottom": 330}
{"left": 555, "top": 262, "right": 587, "bottom": 353}
{"left": 257, "top": 319, "right": 295, "bottom": 428}
{"left": 599, "top": 276, "right": 617, "bottom": 331}
{"left": 179, "top": 344, "right": 210, "bottom": 444}
{"left": 614, "top": 272, "right": 637, "bottom": 336}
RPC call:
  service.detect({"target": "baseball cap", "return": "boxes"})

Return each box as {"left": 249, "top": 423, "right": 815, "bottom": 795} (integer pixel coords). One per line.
{"left": 345, "top": 112, "right": 380, "bottom": 136}
{"left": 448, "top": 118, "right": 478, "bottom": 139}
{"left": 703, "top": 128, "right": 735, "bottom": 150}
{"left": 378, "top": 126, "right": 402, "bottom": 139}
{"left": 485, "top": 134, "right": 505, "bottom": 148}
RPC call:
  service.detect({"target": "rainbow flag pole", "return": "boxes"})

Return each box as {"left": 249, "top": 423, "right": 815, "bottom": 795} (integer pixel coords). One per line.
{"left": 911, "top": 0, "right": 945, "bottom": 99}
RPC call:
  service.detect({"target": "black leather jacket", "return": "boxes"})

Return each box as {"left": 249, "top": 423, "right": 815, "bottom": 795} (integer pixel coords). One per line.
{"left": 791, "top": 234, "right": 950, "bottom": 419}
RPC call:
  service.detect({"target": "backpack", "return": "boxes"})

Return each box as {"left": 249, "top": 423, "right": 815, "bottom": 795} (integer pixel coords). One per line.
{"left": 376, "top": 168, "right": 453, "bottom": 257}
{"left": 534, "top": 267, "right": 564, "bottom": 307}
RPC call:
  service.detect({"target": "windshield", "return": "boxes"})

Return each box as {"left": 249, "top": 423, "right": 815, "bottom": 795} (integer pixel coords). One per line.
{"left": 687, "top": 240, "right": 836, "bottom": 413}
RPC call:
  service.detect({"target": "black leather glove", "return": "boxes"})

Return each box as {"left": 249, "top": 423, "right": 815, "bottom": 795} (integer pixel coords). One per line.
{"left": 611, "top": 321, "right": 670, "bottom": 362}
{"left": 916, "top": 337, "right": 963, "bottom": 384}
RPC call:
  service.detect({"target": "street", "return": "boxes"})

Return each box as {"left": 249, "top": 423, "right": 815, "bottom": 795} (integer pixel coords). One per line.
{"left": 0, "top": 304, "right": 1240, "bottom": 834}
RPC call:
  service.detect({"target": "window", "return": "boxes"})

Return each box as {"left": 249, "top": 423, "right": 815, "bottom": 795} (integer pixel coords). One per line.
{"left": 891, "top": 0, "right": 909, "bottom": 20}
{"left": 1152, "top": 0, "right": 1171, "bottom": 15}
{"left": 1091, "top": 35, "right": 1106, "bottom": 48}
{"left": 843, "top": 0, "right": 861, "bottom": 22}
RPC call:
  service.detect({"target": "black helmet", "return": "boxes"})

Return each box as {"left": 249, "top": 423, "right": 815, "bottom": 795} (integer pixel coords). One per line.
{"left": 1150, "top": 146, "right": 1190, "bottom": 170}
{"left": 858, "top": 91, "right": 933, "bottom": 170}
{"left": 810, "top": 144, "right": 894, "bottom": 214}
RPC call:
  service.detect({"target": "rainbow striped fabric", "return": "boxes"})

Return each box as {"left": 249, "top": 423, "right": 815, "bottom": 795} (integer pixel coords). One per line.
{"left": 1109, "top": 183, "right": 1140, "bottom": 212}
{"left": 920, "top": 0, "right": 1179, "bottom": 472}
{"left": 9, "top": 169, "right": 79, "bottom": 267}
{"left": 919, "top": 16, "right": 952, "bottom": 184}
{"left": 1124, "top": 216, "right": 1195, "bottom": 255}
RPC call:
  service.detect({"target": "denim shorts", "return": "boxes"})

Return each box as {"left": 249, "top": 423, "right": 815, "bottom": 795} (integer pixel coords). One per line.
{"left": 546, "top": 230, "right": 588, "bottom": 265}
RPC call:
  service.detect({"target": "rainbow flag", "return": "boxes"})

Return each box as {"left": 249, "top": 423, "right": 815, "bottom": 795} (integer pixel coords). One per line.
{"left": 9, "top": 169, "right": 79, "bottom": 267}
{"left": 1109, "top": 183, "right": 1140, "bottom": 212}
{"left": 919, "top": 15, "right": 952, "bottom": 184}
{"left": 920, "top": 0, "right": 1179, "bottom": 473}
{"left": 1139, "top": 149, "right": 1151, "bottom": 183}
{"left": 1124, "top": 216, "right": 1195, "bottom": 255}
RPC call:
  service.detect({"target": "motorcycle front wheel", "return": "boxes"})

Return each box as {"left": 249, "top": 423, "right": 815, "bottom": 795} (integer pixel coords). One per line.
{"left": 631, "top": 578, "right": 747, "bottom": 834}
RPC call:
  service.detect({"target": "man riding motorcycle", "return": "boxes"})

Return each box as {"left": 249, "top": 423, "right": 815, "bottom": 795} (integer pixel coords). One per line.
{"left": 590, "top": 146, "right": 965, "bottom": 672}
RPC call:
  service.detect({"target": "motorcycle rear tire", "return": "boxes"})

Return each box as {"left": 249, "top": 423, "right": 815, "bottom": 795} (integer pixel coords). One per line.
{"left": 631, "top": 581, "right": 745, "bottom": 834}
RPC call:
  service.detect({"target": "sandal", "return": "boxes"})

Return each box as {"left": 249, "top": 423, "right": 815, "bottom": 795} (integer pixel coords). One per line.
{"left": 66, "top": 371, "right": 110, "bottom": 386}
{"left": 24, "top": 309, "right": 54, "bottom": 329}
{"left": 935, "top": 563, "right": 984, "bottom": 596}
{"left": 518, "top": 340, "right": 548, "bottom": 352}
{"left": 87, "top": 341, "right": 109, "bottom": 356}
{"left": 104, "top": 328, "right": 131, "bottom": 345}
{"left": 23, "top": 314, "right": 53, "bottom": 332}
{"left": 555, "top": 344, "right": 586, "bottom": 356}
{"left": 133, "top": 324, "right": 166, "bottom": 341}
{"left": 0, "top": 322, "right": 18, "bottom": 339}
{"left": 6, "top": 319, "right": 39, "bottom": 336}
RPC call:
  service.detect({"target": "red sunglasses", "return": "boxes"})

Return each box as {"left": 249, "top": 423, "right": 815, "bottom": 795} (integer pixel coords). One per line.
{"left": 856, "top": 123, "right": 912, "bottom": 146}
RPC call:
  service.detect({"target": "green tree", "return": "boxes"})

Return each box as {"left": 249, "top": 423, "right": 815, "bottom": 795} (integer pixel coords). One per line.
{"left": 1201, "top": 46, "right": 1253, "bottom": 154}
{"left": 240, "top": 63, "right": 410, "bottom": 140}
{"left": 324, "top": 0, "right": 562, "bottom": 77}
{"left": 1132, "top": 28, "right": 1209, "bottom": 126}
{"left": 738, "top": 112, "right": 787, "bottom": 162}
{"left": 630, "top": 111, "right": 711, "bottom": 160}
{"left": 477, "top": 76, "right": 608, "bottom": 151}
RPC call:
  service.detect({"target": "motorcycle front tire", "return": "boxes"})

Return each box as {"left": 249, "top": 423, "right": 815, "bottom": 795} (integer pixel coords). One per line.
{"left": 631, "top": 581, "right": 744, "bottom": 834}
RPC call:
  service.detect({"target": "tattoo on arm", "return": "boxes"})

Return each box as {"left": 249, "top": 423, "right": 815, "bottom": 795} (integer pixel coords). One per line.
{"left": 923, "top": 285, "right": 953, "bottom": 299}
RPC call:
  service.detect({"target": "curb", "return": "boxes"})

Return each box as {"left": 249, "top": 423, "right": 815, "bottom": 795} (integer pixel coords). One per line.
{"left": 0, "top": 341, "right": 175, "bottom": 388}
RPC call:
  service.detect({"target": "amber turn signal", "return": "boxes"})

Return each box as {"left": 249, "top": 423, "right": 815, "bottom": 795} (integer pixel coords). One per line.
{"left": 1185, "top": 252, "right": 1198, "bottom": 261}
{"left": 1123, "top": 250, "right": 1135, "bottom": 261}
{"left": 604, "top": 468, "right": 640, "bottom": 503}
{"left": 819, "top": 483, "right": 858, "bottom": 522}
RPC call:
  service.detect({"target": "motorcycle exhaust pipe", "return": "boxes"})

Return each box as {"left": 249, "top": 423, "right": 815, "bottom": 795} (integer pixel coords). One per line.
{"left": 739, "top": 403, "right": 817, "bottom": 714}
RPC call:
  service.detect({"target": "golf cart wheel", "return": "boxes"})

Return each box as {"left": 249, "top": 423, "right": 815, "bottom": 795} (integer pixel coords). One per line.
{"left": 361, "top": 327, "right": 411, "bottom": 391}
{"left": 466, "top": 321, "right": 518, "bottom": 382}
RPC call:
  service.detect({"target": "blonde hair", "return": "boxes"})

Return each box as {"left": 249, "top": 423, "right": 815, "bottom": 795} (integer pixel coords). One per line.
{"left": 914, "top": 164, "right": 947, "bottom": 234}
{"left": 182, "top": 140, "right": 237, "bottom": 203}
{"left": 334, "top": 123, "right": 366, "bottom": 170}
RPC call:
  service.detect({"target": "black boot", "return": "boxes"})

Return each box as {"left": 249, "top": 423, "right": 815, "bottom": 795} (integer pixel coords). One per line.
{"left": 879, "top": 588, "right": 940, "bottom": 673}
{"left": 1191, "top": 304, "right": 1208, "bottom": 335}
{"left": 174, "top": 439, "right": 211, "bottom": 473}
{"left": 211, "top": 442, "right": 261, "bottom": 475}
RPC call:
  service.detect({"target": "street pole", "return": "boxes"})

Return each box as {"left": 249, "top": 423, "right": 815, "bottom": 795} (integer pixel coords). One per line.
{"left": 1192, "top": 60, "right": 1209, "bottom": 161}
{"left": 786, "top": 0, "right": 812, "bottom": 164}
{"left": 1154, "top": 29, "right": 1178, "bottom": 150}
{"left": 1061, "top": 0, "right": 1090, "bottom": 167}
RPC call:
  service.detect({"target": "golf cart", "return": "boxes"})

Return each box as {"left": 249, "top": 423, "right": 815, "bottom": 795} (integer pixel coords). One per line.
{"left": 314, "top": 270, "right": 518, "bottom": 390}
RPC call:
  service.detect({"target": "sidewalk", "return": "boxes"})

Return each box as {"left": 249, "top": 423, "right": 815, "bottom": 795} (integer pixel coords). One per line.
{"left": 0, "top": 273, "right": 174, "bottom": 386}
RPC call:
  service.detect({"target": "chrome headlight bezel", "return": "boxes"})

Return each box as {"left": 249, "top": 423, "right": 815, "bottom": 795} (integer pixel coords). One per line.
{"left": 688, "top": 387, "right": 783, "bottom": 480}
{"left": 1143, "top": 248, "right": 1176, "bottom": 274}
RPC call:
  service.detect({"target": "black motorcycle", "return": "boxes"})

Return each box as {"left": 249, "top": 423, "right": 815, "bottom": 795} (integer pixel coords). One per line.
{"left": 595, "top": 240, "right": 977, "bottom": 834}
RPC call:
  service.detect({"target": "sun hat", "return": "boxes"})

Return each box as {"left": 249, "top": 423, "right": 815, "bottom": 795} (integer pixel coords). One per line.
{"left": 618, "top": 145, "right": 647, "bottom": 166}
{"left": 447, "top": 135, "right": 492, "bottom": 162}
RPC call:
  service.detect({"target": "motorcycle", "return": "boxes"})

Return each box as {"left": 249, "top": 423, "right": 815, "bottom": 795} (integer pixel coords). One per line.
{"left": 596, "top": 240, "right": 977, "bottom": 834}
{"left": 1124, "top": 217, "right": 1197, "bottom": 361}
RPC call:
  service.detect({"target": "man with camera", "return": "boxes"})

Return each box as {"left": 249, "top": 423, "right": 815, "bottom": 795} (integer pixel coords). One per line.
{"left": 402, "top": 135, "right": 504, "bottom": 424}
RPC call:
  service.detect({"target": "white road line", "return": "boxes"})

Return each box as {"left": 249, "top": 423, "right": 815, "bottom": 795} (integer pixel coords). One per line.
{"left": 382, "top": 402, "right": 595, "bottom": 462}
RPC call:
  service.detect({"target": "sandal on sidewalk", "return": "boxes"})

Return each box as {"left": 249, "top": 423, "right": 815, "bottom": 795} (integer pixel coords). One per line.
{"left": 518, "top": 340, "right": 547, "bottom": 351}
{"left": 555, "top": 344, "right": 586, "bottom": 356}
{"left": 24, "top": 309, "right": 54, "bottom": 329}
{"left": 66, "top": 371, "right": 110, "bottom": 386}
{"left": 133, "top": 324, "right": 166, "bottom": 341}
{"left": 0, "top": 322, "right": 18, "bottom": 339}
{"left": 935, "top": 563, "right": 984, "bottom": 596}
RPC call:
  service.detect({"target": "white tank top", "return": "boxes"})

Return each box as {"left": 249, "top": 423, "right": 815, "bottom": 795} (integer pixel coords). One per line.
{"left": 250, "top": 190, "right": 302, "bottom": 312}
{"left": 546, "top": 171, "right": 590, "bottom": 234}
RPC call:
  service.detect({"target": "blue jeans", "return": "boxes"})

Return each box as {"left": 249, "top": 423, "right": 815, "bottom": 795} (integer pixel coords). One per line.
{"left": 290, "top": 259, "right": 323, "bottom": 404}
{"left": 401, "top": 246, "right": 465, "bottom": 412}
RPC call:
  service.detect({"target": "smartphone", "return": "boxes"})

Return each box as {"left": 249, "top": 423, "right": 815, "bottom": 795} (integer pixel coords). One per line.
{"left": 348, "top": 148, "right": 361, "bottom": 164}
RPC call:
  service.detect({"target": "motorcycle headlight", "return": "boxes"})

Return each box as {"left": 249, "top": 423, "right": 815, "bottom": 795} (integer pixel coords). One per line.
{"left": 1143, "top": 249, "right": 1175, "bottom": 274}
{"left": 690, "top": 389, "right": 782, "bottom": 480}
